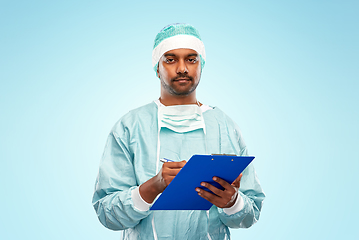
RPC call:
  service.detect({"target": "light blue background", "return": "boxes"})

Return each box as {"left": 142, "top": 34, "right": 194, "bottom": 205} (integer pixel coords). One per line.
{"left": 1, "top": 0, "right": 358, "bottom": 239}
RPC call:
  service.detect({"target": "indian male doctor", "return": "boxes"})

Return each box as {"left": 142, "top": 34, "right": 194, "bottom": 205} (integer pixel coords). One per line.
{"left": 92, "top": 23, "right": 265, "bottom": 240}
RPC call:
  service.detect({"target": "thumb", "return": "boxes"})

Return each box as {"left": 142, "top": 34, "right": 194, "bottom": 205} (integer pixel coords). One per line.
{"left": 231, "top": 173, "right": 243, "bottom": 188}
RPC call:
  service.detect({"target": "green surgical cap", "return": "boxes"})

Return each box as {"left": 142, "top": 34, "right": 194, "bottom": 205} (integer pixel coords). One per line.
{"left": 152, "top": 23, "right": 206, "bottom": 74}
{"left": 153, "top": 23, "right": 203, "bottom": 49}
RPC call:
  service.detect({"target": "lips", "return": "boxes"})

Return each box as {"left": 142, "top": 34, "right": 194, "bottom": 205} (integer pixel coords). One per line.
{"left": 173, "top": 78, "right": 191, "bottom": 82}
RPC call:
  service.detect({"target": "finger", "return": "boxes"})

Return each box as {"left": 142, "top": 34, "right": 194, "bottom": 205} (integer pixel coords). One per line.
{"left": 231, "top": 173, "right": 243, "bottom": 188}
{"left": 195, "top": 187, "right": 221, "bottom": 205}
{"left": 212, "top": 176, "right": 233, "bottom": 190}
{"left": 163, "top": 167, "right": 182, "bottom": 173}
{"left": 162, "top": 168, "right": 182, "bottom": 177}
{"left": 196, "top": 187, "right": 231, "bottom": 208}
{"left": 199, "top": 182, "right": 224, "bottom": 197}
{"left": 163, "top": 161, "right": 186, "bottom": 168}
{"left": 180, "top": 160, "right": 187, "bottom": 165}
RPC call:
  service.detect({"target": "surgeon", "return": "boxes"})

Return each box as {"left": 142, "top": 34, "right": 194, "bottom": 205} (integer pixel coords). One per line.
{"left": 92, "top": 23, "right": 265, "bottom": 240}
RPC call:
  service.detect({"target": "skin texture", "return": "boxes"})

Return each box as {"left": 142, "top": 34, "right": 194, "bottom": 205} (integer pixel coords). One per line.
{"left": 196, "top": 174, "right": 242, "bottom": 208}
{"left": 139, "top": 48, "right": 241, "bottom": 208}
{"left": 157, "top": 48, "right": 201, "bottom": 106}
{"left": 139, "top": 161, "right": 187, "bottom": 203}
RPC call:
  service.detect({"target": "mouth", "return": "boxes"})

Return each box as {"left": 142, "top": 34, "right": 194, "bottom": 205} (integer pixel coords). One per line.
{"left": 173, "top": 78, "right": 191, "bottom": 82}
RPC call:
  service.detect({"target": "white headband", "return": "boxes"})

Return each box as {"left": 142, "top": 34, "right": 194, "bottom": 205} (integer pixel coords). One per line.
{"left": 152, "top": 34, "right": 206, "bottom": 68}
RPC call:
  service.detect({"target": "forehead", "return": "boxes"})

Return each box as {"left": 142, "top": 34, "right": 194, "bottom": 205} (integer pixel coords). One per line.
{"left": 163, "top": 48, "right": 198, "bottom": 57}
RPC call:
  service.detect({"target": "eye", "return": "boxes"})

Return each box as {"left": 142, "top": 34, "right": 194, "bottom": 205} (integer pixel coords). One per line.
{"left": 187, "top": 58, "right": 198, "bottom": 63}
{"left": 165, "top": 58, "right": 175, "bottom": 63}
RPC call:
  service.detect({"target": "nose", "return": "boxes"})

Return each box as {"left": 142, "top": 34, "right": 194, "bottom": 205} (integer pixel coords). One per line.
{"left": 176, "top": 59, "right": 188, "bottom": 74}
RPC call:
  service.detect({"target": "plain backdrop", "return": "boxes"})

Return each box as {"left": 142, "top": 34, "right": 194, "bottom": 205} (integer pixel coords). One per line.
{"left": 1, "top": 0, "right": 358, "bottom": 239}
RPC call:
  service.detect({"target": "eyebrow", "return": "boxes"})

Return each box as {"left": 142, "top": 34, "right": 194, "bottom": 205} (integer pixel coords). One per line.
{"left": 188, "top": 53, "right": 198, "bottom": 57}
{"left": 164, "top": 53, "right": 176, "bottom": 57}
{"left": 163, "top": 53, "right": 198, "bottom": 57}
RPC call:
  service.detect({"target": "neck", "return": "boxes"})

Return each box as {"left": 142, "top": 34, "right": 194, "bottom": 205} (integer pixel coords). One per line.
{"left": 159, "top": 91, "right": 200, "bottom": 106}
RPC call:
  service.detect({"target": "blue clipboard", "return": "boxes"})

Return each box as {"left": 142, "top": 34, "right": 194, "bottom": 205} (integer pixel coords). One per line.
{"left": 150, "top": 154, "right": 255, "bottom": 210}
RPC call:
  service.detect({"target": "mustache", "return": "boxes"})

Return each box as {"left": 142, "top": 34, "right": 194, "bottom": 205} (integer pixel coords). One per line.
{"left": 171, "top": 74, "right": 193, "bottom": 81}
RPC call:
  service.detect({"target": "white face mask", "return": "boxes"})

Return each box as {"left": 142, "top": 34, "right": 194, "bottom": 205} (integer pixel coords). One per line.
{"left": 156, "top": 104, "right": 207, "bottom": 173}
{"left": 158, "top": 104, "right": 206, "bottom": 134}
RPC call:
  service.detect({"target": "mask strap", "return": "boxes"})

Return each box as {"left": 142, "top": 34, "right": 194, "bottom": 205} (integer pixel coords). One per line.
{"left": 156, "top": 129, "right": 161, "bottom": 174}
{"left": 156, "top": 105, "right": 165, "bottom": 174}
{"left": 204, "top": 129, "right": 208, "bottom": 154}
{"left": 199, "top": 108, "right": 208, "bottom": 154}
{"left": 206, "top": 210, "right": 213, "bottom": 240}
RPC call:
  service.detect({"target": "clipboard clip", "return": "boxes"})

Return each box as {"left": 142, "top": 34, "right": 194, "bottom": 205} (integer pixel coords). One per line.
{"left": 211, "top": 154, "right": 237, "bottom": 156}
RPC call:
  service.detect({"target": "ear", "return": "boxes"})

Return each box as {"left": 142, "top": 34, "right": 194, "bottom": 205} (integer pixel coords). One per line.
{"left": 157, "top": 65, "right": 160, "bottom": 78}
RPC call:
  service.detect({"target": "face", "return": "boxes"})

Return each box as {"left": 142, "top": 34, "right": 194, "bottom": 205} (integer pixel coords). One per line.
{"left": 157, "top": 48, "right": 201, "bottom": 96}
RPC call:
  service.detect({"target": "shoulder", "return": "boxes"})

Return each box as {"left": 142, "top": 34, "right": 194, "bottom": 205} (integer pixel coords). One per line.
{"left": 204, "top": 106, "right": 238, "bottom": 127}
{"left": 123, "top": 101, "right": 158, "bottom": 121}
{"left": 205, "top": 106, "right": 247, "bottom": 148}
{"left": 112, "top": 102, "right": 158, "bottom": 134}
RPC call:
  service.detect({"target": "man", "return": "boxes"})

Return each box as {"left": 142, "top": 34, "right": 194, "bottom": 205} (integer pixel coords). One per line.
{"left": 92, "top": 23, "right": 265, "bottom": 240}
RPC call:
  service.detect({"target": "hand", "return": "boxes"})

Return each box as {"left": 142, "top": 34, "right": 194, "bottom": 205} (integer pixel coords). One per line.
{"left": 139, "top": 160, "right": 186, "bottom": 203}
{"left": 195, "top": 173, "right": 243, "bottom": 208}
{"left": 154, "top": 160, "right": 187, "bottom": 192}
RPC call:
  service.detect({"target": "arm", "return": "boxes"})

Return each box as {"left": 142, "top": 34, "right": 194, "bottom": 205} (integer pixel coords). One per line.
{"left": 217, "top": 163, "right": 265, "bottom": 228}
{"left": 92, "top": 130, "right": 151, "bottom": 230}
{"left": 195, "top": 173, "right": 243, "bottom": 209}
{"left": 203, "top": 114, "right": 265, "bottom": 229}
{"left": 139, "top": 161, "right": 186, "bottom": 204}
{"left": 92, "top": 127, "right": 186, "bottom": 230}
{"left": 197, "top": 162, "right": 265, "bottom": 228}
{"left": 215, "top": 118, "right": 265, "bottom": 228}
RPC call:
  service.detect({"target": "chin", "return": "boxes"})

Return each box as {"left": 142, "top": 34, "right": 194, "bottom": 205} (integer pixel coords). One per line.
{"left": 172, "top": 88, "right": 197, "bottom": 96}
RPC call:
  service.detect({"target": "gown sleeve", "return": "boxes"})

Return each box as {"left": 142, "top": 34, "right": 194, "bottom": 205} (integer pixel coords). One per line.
{"left": 92, "top": 121, "right": 151, "bottom": 230}
{"left": 217, "top": 119, "right": 266, "bottom": 228}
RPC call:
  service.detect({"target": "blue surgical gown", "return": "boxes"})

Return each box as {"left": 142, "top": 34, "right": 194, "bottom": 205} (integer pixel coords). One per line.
{"left": 92, "top": 102, "right": 265, "bottom": 240}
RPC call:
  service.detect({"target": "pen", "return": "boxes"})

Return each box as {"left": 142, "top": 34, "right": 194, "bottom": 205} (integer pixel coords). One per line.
{"left": 160, "top": 158, "right": 175, "bottom": 163}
